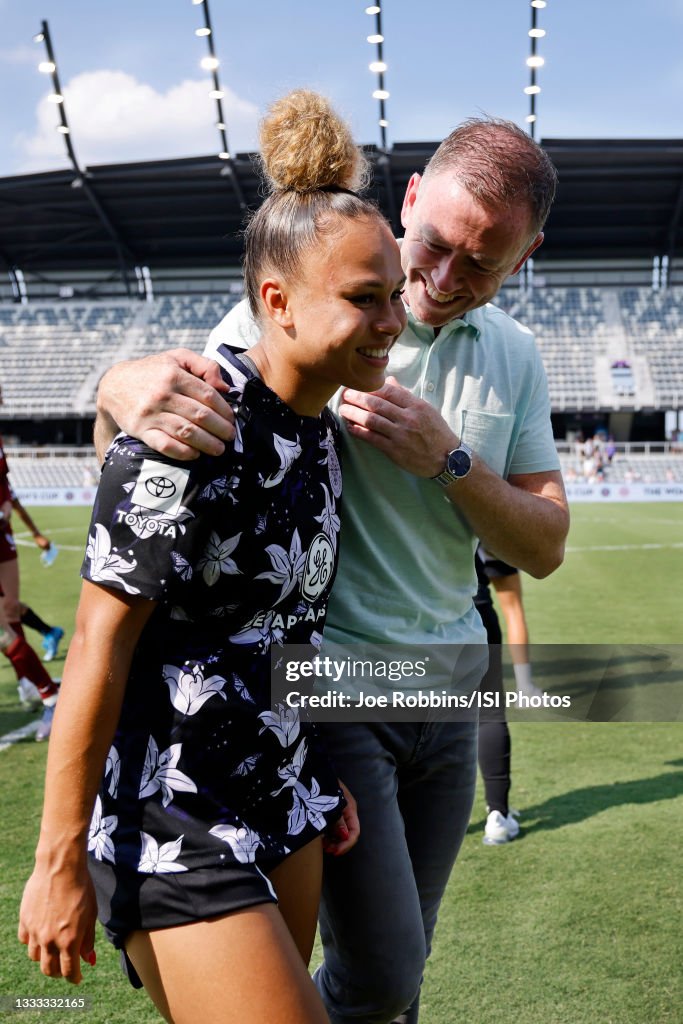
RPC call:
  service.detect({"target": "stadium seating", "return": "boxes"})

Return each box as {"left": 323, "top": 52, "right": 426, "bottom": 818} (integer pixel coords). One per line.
{"left": 1, "top": 286, "right": 682, "bottom": 416}
{"left": 0, "top": 293, "right": 242, "bottom": 417}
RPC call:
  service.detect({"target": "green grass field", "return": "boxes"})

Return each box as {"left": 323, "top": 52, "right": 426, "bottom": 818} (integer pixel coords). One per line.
{"left": 1, "top": 504, "right": 681, "bottom": 1023}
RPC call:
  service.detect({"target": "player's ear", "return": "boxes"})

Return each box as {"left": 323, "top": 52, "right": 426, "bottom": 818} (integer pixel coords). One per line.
{"left": 401, "top": 173, "right": 422, "bottom": 230}
{"left": 260, "top": 277, "right": 294, "bottom": 329}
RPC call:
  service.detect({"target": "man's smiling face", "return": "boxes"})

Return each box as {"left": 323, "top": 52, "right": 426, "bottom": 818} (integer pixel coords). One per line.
{"left": 400, "top": 171, "right": 543, "bottom": 328}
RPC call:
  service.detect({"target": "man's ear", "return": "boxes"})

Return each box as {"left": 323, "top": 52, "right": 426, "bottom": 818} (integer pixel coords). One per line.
{"left": 400, "top": 173, "right": 422, "bottom": 230}
{"left": 260, "top": 277, "right": 294, "bottom": 328}
{"left": 512, "top": 232, "right": 544, "bottom": 276}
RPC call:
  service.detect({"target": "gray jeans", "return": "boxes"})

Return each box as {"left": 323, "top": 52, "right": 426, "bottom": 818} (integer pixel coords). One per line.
{"left": 313, "top": 719, "right": 478, "bottom": 1024}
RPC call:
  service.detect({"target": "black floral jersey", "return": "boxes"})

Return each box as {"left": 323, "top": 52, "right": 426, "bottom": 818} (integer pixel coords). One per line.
{"left": 82, "top": 348, "right": 344, "bottom": 877}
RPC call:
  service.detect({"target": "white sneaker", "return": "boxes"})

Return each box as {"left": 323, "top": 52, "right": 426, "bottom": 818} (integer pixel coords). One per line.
{"left": 35, "top": 704, "right": 55, "bottom": 742}
{"left": 483, "top": 809, "right": 520, "bottom": 846}
{"left": 17, "top": 677, "right": 42, "bottom": 710}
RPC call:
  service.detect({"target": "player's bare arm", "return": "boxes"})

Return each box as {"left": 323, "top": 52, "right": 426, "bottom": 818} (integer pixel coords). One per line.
{"left": 338, "top": 377, "right": 569, "bottom": 579}
{"left": 95, "top": 349, "right": 236, "bottom": 463}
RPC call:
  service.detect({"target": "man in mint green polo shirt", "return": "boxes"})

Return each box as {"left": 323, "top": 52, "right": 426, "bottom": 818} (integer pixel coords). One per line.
{"left": 97, "top": 116, "right": 569, "bottom": 1024}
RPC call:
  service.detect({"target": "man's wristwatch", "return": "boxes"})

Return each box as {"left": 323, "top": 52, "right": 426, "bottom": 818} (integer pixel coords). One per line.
{"left": 432, "top": 441, "right": 473, "bottom": 487}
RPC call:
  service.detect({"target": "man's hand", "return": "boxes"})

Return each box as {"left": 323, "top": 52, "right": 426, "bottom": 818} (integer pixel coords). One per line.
{"left": 339, "top": 376, "right": 457, "bottom": 478}
{"left": 96, "top": 349, "right": 236, "bottom": 461}
{"left": 323, "top": 780, "right": 360, "bottom": 857}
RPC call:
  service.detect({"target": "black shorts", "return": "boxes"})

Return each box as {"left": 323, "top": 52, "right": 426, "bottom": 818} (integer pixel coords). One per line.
{"left": 89, "top": 855, "right": 278, "bottom": 988}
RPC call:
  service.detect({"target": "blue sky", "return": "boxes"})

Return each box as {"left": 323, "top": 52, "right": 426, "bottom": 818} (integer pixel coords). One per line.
{"left": 1, "top": 0, "right": 682, "bottom": 177}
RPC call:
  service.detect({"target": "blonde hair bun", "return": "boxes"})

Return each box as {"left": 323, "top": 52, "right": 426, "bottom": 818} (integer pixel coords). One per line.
{"left": 259, "top": 89, "right": 368, "bottom": 194}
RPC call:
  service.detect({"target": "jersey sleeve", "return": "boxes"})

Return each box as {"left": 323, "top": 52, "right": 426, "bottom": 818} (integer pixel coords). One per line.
{"left": 81, "top": 434, "right": 234, "bottom": 602}
{"left": 506, "top": 343, "right": 560, "bottom": 476}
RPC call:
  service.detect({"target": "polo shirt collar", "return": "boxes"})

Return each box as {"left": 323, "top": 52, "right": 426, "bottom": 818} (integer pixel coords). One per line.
{"left": 404, "top": 302, "right": 481, "bottom": 344}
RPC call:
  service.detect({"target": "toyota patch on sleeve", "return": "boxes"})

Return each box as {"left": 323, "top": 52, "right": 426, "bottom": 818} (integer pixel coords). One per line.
{"left": 131, "top": 461, "right": 191, "bottom": 515}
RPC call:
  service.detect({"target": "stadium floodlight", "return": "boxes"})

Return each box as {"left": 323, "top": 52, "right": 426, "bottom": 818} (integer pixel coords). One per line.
{"left": 525, "top": 0, "right": 547, "bottom": 140}
{"left": 191, "top": 0, "right": 247, "bottom": 209}
{"left": 365, "top": 3, "right": 390, "bottom": 150}
{"left": 47, "top": 92, "right": 64, "bottom": 103}
{"left": 33, "top": 32, "right": 44, "bottom": 42}
{"left": 38, "top": 60, "right": 55, "bottom": 73}
{"left": 56, "top": 125, "right": 70, "bottom": 134}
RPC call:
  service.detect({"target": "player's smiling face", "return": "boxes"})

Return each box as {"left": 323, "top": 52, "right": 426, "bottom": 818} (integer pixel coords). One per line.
{"left": 400, "top": 172, "right": 543, "bottom": 327}
{"left": 284, "top": 215, "right": 406, "bottom": 396}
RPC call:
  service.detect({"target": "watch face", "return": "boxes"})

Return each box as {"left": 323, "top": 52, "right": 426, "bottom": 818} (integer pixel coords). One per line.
{"left": 446, "top": 447, "right": 472, "bottom": 478}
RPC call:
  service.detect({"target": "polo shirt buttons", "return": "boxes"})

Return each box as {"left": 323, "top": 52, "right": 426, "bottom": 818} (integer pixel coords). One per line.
{"left": 426, "top": 382, "right": 435, "bottom": 392}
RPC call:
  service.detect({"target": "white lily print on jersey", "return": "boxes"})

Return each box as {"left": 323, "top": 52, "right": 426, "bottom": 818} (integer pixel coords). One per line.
{"left": 319, "top": 426, "right": 342, "bottom": 498}
{"left": 88, "top": 795, "right": 117, "bottom": 864}
{"left": 85, "top": 523, "right": 141, "bottom": 594}
{"left": 163, "top": 663, "right": 227, "bottom": 715}
{"left": 255, "top": 528, "right": 307, "bottom": 604}
{"left": 138, "top": 833, "right": 188, "bottom": 873}
{"left": 209, "top": 823, "right": 263, "bottom": 864}
{"left": 229, "top": 610, "right": 285, "bottom": 651}
{"left": 197, "top": 531, "right": 242, "bottom": 586}
{"left": 270, "top": 739, "right": 340, "bottom": 836}
{"left": 105, "top": 745, "right": 121, "bottom": 798}
{"left": 314, "top": 484, "right": 340, "bottom": 543}
{"left": 139, "top": 736, "right": 198, "bottom": 807}
{"left": 258, "top": 702, "right": 301, "bottom": 747}
{"left": 286, "top": 777, "right": 340, "bottom": 836}
{"left": 263, "top": 433, "right": 302, "bottom": 488}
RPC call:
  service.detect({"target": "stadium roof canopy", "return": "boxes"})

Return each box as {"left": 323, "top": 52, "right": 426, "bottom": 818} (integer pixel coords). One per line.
{"left": 1, "top": 137, "right": 682, "bottom": 288}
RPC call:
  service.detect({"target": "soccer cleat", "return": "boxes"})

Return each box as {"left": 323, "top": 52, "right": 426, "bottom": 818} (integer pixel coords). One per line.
{"left": 35, "top": 704, "right": 55, "bottom": 742}
{"left": 41, "top": 627, "right": 65, "bottom": 662}
{"left": 483, "top": 809, "right": 520, "bottom": 846}
{"left": 17, "top": 677, "right": 42, "bottom": 710}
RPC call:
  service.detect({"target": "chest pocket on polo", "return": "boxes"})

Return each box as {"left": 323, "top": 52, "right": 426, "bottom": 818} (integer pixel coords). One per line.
{"left": 460, "top": 409, "right": 515, "bottom": 477}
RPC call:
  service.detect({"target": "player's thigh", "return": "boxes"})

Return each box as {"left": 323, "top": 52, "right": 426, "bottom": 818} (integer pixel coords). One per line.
{"left": 0, "top": 555, "right": 20, "bottom": 615}
{"left": 125, "top": 902, "right": 329, "bottom": 1024}
{"left": 268, "top": 836, "right": 323, "bottom": 966}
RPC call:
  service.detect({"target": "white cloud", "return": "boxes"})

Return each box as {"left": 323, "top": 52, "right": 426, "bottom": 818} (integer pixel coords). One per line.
{"left": 13, "top": 69, "right": 259, "bottom": 173}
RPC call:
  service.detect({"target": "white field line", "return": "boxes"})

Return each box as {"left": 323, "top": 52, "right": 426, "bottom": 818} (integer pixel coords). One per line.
{"left": 566, "top": 541, "right": 683, "bottom": 553}
{"left": 14, "top": 538, "right": 82, "bottom": 551}
{"left": 0, "top": 719, "right": 40, "bottom": 751}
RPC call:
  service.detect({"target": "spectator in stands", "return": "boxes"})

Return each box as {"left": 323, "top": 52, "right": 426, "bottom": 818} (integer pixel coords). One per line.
{"left": 19, "top": 90, "right": 410, "bottom": 1022}
{"left": 0, "top": 391, "right": 61, "bottom": 740}
{"left": 96, "top": 113, "right": 569, "bottom": 1024}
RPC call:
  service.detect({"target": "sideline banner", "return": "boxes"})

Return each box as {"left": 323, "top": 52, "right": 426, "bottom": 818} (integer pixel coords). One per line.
{"left": 13, "top": 487, "right": 96, "bottom": 507}
{"left": 564, "top": 481, "right": 683, "bottom": 502}
{"left": 13, "top": 482, "right": 683, "bottom": 506}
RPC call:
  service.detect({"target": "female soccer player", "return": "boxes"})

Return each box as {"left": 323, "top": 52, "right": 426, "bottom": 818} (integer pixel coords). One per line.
{"left": 19, "top": 90, "right": 406, "bottom": 1024}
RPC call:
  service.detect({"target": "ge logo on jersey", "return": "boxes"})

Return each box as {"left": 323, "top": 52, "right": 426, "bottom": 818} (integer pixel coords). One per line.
{"left": 301, "top": 533, "right": 335, "bottom": 602}
{"left": 131, "top": 461, "right": 190, "bottom": 515}
{"left": 145, "top": 476, "right": 177, "bottom": 499}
